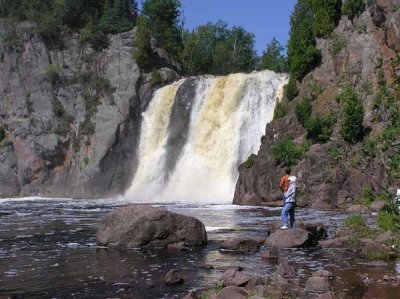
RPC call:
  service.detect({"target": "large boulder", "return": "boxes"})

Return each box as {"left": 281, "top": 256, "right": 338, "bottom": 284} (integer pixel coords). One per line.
{"left": 220, "top": 269, "right": 252, "bottom": 287}
{"left": 96, "top": 205, "right": 207, "bottom": 248}
{"left": 264, "top": 228, "right": 317, "bottom": 248}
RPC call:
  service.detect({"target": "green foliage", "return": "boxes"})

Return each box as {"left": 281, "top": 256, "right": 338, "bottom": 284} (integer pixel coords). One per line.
{"left": 285, "top": 77, "right": 299, "bottom": 101}
{"left": 311, "top": 0, "right": 341, "bottom": 37}
{"left": 181, "top": 21, "right": 257, "bottom": 75}
{"left": 134, "top": 0, "right": 181, "bottom": 69}
{"left": 80, "top": 24, "right": 110, "bottom": 51}
{"left": 361, "top": 138, "right": 377, "bottom": 157}
{"left": 151, "top": 69, "right": 162, "bottom": 85}
{"left": 52, "top": 97, "right": 65, "bottom": 117}
{"left": 2, "top": 29, "right": 23, "bottom": 48}
{"left": 44, "top": 64, "right": 62, "bottom": 86}
{"left": 259, "top": 37, "right": 287, "bottom": 73}
{"left": 295, "top": 97, "right": 312, "bottom": 126}
{"left": 329, "top": 147, "right": 344, "bottom": 162}
{"left": 377, "top": 210, "right": 399, "bottom": 231}
{"left": 271, "top": 137, "right": 306, "bottom": 166}
{"left": 244, "top": 157, "right": 254, "bottom": 169}
{"left": 97, "top": 0, "right": 133, "bottom": 34}
{"left": 305, "top": 114, "right": 335, "bottom": 143}
{"left": 273, "top": 101, "right": 288, "bottom": 120}
{"left": 133, "top": 15, "right": 152, "bottom": 68}
{"left": 287, "top": 0, "right": 321, "bottom": 80}
{"left": 329, "top": 34, "right": 347, "bottom": 55}
{"left": 342, "top": 0, "right": 366, "bottom": 19}
{"left": 345, "top": 214, "right": 367, "bottom": 231}
{"left": 0, "top": 126, "right": 5, "bottom": 142}
{"left": 0, "top": 0, "right": 137, "bottom": 44}
{"left": 84, "top": 156, "right": 89, "bottom": 165}
{"left": 79, "top": 118, "right": 95, "bottom": 136}
{"left": 337, "top": 85, "right": 365, "bottom": 143}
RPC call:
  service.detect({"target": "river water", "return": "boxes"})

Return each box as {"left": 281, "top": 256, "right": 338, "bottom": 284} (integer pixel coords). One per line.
{"left": 0, "top": 198, "right": 399, "bottom": 298}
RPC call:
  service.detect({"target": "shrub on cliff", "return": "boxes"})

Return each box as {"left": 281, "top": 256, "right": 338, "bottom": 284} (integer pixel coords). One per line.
{"left": 305, "top": 114, "right": 335, "bottom": 143}
{"left": 273, "top": 101, "right": 288, "bottom": 120}
{"left": 271, "top": 137, "right": 306, "bottom": 166}
{"left": 342, "top": 0, "right": 366, "bottom": 19}
{"left": 337, "top": 85, "right": 365, "bottom": 143}
{"left": 295, "top": 97, "right": 312, "bottom": 126}
{"left": 285, "top": 77, "right": 299, "bottom": 101}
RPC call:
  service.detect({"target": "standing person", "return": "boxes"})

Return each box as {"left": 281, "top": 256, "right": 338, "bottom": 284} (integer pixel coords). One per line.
{"left": 280, "top": 175, "right": 297, "bottom": 230}
{"left": 279, "top": 168, "right": 291, "bottom": 200}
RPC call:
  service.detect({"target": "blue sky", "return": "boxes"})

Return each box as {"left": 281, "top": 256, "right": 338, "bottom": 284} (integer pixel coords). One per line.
{"left": 138, "top": 0, "right": 297, "bottom": 55}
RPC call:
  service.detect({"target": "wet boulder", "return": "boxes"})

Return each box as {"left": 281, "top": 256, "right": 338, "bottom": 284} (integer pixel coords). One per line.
{"left": 264, "top": 228, "right": 317, "bottom": 248}
{"left": 215, "top": 286, "right": 248, "bottom": 299}
{"left": 96, "top": 205, "right": 207, "bottom": 248}
{"left": 346, "top": 205, "right": 369, "bottom": 213}
{"left": 220, "top": 269, "right": 252, "bottom": 287}
{"left": 305, "top": 276, "right": 331, "bottom": 293}
{"left": 219, "top": 238, "right": 264, "bottom": 253}
{"left": 164, "top": 269, "right": 184, "bottom": 286}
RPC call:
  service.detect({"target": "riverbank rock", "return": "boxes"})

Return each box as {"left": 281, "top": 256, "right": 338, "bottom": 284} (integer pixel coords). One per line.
{"left": 214, "top": 286, "right": 248, "bottom": 299}
{"left": 346, "top": 205, "right": 370, "bottom": 213}
{"left": 319, "top": 236, "right": 349, "bottom": 248}
{"left": 220, "top": 269, "right": 252, "bottom": 287}
{"left": 164, "top": 269, "right": 184, "bottom": 286}
{"left": 265, "top": 228, "right": 316, "bottom": 248}
{"left": 305, "top": 276, "right": 331, "bottom": 293}
{"left": 219, "top": 238, "right": 264, "bottom": 253}
{"left": 370, "top": 200, "right": 388, "bottom": 212}
{"left": 96, "top": 205, "right": 207, "bottom": 248}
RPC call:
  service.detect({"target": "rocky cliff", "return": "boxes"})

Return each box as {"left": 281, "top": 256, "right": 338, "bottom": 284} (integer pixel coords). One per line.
{"left": 0, "top": 20, "right": 178, "bottom": 198}
{"left": 234, "top": 0, "right": 400, "bottom": 208}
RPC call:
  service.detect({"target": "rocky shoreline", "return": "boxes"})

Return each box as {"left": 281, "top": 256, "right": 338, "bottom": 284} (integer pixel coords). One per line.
{"left": 96, "top": 204, "right": 400, "bottom": 299}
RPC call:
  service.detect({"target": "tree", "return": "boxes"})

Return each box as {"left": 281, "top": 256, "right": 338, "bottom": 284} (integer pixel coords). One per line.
{"left": 287, "top": 0, "right": 321, "bottom": 80}
{"left": 311, "top": 0, "right": 341, "bottom": 37}
{"left": 98, "top": 0, "right": 133, "bottom": 34}
{"left": 342, "top": 0, "right": 365, "bottom": 19}
{"left": 259, "top": 37, "right": 287, "bottom": 73}
{"left": 338, "top": 85, "right": 365, "bottom": 143}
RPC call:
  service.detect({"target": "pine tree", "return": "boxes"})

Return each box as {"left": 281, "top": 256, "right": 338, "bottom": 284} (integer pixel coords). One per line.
{"left": 260, "top": 37, "right": 287, "bottom": 73}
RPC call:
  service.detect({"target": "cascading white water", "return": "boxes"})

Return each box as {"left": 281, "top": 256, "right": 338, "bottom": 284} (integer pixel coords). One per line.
{"left": 125, "top": 70, "right": 287, "bottom": 203}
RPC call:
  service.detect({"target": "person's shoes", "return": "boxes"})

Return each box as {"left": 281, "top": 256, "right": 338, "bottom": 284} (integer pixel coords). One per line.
{"left": 280, "top": 226, "right": 288, "bottom": 230}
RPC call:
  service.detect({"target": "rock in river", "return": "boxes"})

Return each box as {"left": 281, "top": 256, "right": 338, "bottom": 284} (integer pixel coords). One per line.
{"left": 96, "top": 205, "right": 207, "bottom": 248}
{"left": 264, "top": 228, "right": 317, "bottom": 248}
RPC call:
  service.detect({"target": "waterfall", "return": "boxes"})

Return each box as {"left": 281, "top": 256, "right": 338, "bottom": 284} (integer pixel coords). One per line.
{"left": 125, "top": 70, "right": 287, "bottom": 204}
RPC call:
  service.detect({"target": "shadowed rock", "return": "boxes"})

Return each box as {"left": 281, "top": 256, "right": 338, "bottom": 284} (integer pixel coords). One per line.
{"left": 96, "top": 205, "right": 207, "bottom": 248}
{"left": 219, "top": 238, "right": 264, "bottom": 253}
{"left": 164, "top": 269, "right": 184, "bottom": 286}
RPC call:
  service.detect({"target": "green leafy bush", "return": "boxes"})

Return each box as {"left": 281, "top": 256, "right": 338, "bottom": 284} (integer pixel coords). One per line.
{"left": 343, "top": 0, "right": 366, "bottom": 19}
{"left": 377, "top": 210, "right": 399, "bottom": 231}
{"left": 361, "top": 138, "right": 377, "bottom": 157}
{"left": 3, "top": 29, "right": 22, "bottom": 48}
{"left": 345, "top": 214, "right": 367, "bottom": 231}
{"left": 273, "top": 101, "right": 288, "bottom": 120}
{"left": 329, "top": 34, "right": 347, "bottom": 55}
{"left": 337, "top": 85, "right": 365, "bottom": 143}
{"left": 244, "top": 157, "right": 254, "bottom": 169}
{"left": 295, "top": 97, "right": 312, "bottom": 126}
{"left": 151, "top": 69, "right": 162, "bottom": 85}
{"left": 285, "top": 77, "right": 299, "bottom": 101}
{"left": 305, "top": 114, "right": 335, "bottom": 143}
{"left": 44, "top": 64, "right": 62, "bottom": 86}
{"left": 271, "top": 137, "right": 305, "bottom": 166}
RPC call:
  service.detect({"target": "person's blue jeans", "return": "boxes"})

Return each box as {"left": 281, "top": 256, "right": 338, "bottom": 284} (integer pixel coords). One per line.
{"left": 281, "top": 202, "right": 296, "bottom": 228}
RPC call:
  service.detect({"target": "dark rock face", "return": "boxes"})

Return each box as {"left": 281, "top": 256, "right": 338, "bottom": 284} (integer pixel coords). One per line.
{"left": 165, "top": 78, "right": 197, "bottom": 180}
{"left": 234, "top": 1, "right": 400, "bottom": 208}
{"left": 264, "top": 228, "right": 316, "bottom": 248}
{"left": 0, "top": 21, "right": 180, "bottom": 198}
{"left": 96, "top": 205, "right": 207, "bottom": 248}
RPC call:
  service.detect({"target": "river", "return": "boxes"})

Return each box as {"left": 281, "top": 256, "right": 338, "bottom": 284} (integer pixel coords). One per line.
{"left": 0, "top": 198, "right": 399, "bottom": 298}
